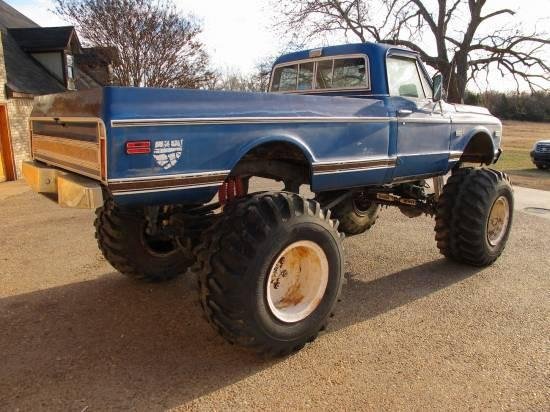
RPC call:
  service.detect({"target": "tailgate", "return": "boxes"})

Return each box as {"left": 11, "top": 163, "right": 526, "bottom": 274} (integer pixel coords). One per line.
{"left": 30, "top": 88, "right": 106, "bottom": 181}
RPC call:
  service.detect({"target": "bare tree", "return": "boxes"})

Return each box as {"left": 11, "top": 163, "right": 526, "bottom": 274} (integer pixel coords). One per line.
{"left": 54, "top": 0, "right": 214, "bottom": 88}
{"left": 209, "top": 69, "right": 261, "bottom": 92}
{"left": 208, "top": 57, "right": 276, "bottom": 92}
{"left": 253, "top": 56, "right": 276, "bottom": 92}
{"left": 274, "top": 0, "right": 549, "bottom": 102}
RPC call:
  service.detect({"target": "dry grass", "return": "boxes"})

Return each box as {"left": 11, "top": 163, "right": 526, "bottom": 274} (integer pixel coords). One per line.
{"left": 494, "top": 121, "right": 550, "bottom": 191}
{"left": 501, "top": 120, "right": 549, "bottom": 150}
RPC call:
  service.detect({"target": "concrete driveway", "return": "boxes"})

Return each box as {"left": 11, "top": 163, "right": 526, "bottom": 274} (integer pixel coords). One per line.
{"left": 0, "top": 181, "right": 549, "bottom": 410}
{"left": 514, "top": 185, "right": 550, "bottom": 220}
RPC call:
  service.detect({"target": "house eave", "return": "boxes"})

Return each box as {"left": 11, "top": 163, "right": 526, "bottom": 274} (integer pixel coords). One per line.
{"left": 5, "top": 84, "right": 34, "bottom": 99}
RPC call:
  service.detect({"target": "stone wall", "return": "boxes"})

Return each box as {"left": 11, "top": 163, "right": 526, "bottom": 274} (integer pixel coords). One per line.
{"left": 6, "top": 98, "right": 33, "bottom": 178}
{"left": 0, "top": 31, "right": 6, "bottom": 102}
{"left": 0, "top": 31, "right": 8, "bottom": 182}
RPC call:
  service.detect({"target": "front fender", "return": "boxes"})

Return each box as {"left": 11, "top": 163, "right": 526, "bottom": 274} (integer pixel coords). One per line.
{"left": 454, "top": 125, "right": 500, "bottom": 164}
{"left": 464, "top": 126, "right": 495, "bottom": 151}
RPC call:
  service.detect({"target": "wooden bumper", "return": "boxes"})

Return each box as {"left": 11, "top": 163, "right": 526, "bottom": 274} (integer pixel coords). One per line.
{"left": 22, "top": 160, "right": 103, "bottom": 209}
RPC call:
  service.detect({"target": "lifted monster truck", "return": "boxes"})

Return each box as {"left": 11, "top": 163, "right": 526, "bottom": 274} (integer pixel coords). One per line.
{"left": 23, "top": 42, "right": 513, "bottom": 356}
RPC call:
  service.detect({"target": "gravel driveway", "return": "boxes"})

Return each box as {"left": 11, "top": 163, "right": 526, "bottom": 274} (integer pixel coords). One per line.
{"left": 1, "top": 183, "right": 548, "bottom": 410}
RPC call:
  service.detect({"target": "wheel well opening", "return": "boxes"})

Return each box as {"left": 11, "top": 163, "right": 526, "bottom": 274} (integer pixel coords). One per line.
{"left": 461, "top": 133, "right": 494, "bottom": 165}
{"left": 230, "top": 141, "right": 312, "bottom": 189}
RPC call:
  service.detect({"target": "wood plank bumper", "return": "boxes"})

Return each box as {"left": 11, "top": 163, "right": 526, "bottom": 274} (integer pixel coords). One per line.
{"left": 22, "top": 160, "right": 104, "bottom": 209}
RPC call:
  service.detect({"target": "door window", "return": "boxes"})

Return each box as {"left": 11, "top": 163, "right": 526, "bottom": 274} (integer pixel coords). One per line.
{"left": 387, "top": 57, "right": 426, "bottom": 98}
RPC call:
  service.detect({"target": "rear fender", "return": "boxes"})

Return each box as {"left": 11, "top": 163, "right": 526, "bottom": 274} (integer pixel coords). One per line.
{"left": 232, "top": 134, "right": 316, "bottom": 166}
{"left": 228, "top": 135, "right": 315, "bottom": 181}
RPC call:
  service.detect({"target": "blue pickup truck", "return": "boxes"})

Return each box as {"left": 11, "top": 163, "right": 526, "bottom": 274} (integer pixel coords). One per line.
{"left": 23, "top": 42, "right": 513, "bottom": 356}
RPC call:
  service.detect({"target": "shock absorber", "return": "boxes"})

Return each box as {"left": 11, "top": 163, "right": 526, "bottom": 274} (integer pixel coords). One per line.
{"left": 218, "top": 176, "right": 247, "bottom": 206}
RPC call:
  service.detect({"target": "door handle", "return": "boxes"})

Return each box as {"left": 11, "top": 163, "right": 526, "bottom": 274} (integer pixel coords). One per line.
{"left": 397, "top": 109, "right": 413, "bottom": 116}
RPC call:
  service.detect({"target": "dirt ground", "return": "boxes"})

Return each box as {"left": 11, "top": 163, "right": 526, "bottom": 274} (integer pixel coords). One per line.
{"left": 496, "top": 121, "right": 550, "bottom": 190}
{"left": 1, "top": 184, "right": 549, "bottom": 411}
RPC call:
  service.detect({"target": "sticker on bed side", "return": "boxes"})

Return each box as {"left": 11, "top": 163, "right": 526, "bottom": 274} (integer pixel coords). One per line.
{"left": 153, "top": 139, "right": 183, "bottom": 170}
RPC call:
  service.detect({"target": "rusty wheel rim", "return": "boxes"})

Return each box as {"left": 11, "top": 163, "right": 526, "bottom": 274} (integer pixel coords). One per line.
{"left": 486, "top": 195, "right": 510, "bottom": 247}
{"left": 266, "top": 240, "right": 329, "bottom": 323}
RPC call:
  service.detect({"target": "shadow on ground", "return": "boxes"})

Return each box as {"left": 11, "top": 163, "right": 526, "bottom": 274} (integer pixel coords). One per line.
{"left": 0, "top": 259, "right": 481, "bottom": 409}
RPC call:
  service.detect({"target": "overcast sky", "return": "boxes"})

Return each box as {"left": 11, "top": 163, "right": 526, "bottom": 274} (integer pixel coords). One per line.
{"left": 5, "top": 0, "right": 550, "bottom": 92}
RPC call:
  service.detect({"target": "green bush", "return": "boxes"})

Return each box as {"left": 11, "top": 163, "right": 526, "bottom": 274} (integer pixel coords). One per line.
{"left": 464, "top": 91, "right": 550, "bottom": 122}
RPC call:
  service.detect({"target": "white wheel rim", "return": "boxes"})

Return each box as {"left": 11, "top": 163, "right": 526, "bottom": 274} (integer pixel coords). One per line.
{"left": 487, "top": 195, "right": 510, "bottom": 247}
{"left": 266, "top": 240, "right": 329, "bottom": 323}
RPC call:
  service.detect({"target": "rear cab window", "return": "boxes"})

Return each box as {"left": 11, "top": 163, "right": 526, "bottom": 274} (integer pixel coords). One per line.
{"left": 270, "top": 55, "right": 370, "bottom": 92}
{"left": 271, "top": 64, "right": 298, "bottom": 92}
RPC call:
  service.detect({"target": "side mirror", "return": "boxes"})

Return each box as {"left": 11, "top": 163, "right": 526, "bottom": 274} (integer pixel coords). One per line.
{"left": 432, "top": 73, "right": 443, "bottom": 101}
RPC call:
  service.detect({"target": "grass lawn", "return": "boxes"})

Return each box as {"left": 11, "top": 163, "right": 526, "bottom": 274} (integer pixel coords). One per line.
{"left": 493, "top": 121, "right": 550, "bottom": 191}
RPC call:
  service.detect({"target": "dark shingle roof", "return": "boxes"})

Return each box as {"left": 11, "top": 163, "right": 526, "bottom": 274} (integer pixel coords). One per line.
{"left": 0, "top": 0, "right": 38, "bottom": 29}
{"left": 0, "top": 1, "right": 101, "bottom": 95}
{"left": 75, "top": 66, "right": 101, "bottom": 90}
{"left": 8, "top": 26, "right": 76, "bottom": 52}
{"left": 2, "top": 31, "right": 66, "bottom": 95}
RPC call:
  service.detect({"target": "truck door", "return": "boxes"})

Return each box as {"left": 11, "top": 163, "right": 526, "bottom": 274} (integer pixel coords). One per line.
{"left": 386, "top": 55, "right": 451, "bottom": 180}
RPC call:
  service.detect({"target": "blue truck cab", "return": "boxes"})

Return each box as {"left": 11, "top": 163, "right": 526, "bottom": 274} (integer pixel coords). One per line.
{"left": 23, "top": 42, "right": 513, "bottom": 356}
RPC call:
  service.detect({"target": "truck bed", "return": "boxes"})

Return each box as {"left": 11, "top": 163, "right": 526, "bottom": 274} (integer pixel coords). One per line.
{"left": 30, "top": 86, "right": 393, "bottom": 205}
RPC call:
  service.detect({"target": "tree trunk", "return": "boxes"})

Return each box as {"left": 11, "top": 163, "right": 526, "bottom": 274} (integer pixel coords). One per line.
{"left": 446, "top": 77, "right": 461, "bottom": 103}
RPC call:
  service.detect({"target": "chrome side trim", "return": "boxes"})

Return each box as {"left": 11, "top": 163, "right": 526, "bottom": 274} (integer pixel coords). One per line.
{"left": 112, "top": 182, "right": 221, "bottom": 196}
{"left": 107, "top": 169, "right": 231, "bottom": 183}
{"left": 451, "top": 120, "right": 500, "bottom": 126}
{"left": 313, "top": 157, "right": 397, "bottom": 175}
{"left": 449, "top": 151, "right": 463, "bottom": 161}
{"left": 108, "top": 170, "right": 229, "bottom": 193}
{"left": 314, "top": 164, "right": 394, "bottom": 175}
{"left": 399, "top": 117, "right": 451, "bottom": 124}
{"left": 111, "top": 116, "right": 396, "bottom": 128}
{"left": 401, "top": 151, "right": 458, "bottom": 157}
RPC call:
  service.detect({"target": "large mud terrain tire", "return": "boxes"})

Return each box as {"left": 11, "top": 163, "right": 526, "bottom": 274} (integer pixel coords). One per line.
{"left": 95, "top": 200, "right": 194, "bottom": 281}
{"left": 317, "top": 192, "right": 380, "bottom": 236}
{"left": 194, "top": 192, "right": 344, "bottom": 356}
{"left": 435, "top": 168, "right": 513, "bottom": 266}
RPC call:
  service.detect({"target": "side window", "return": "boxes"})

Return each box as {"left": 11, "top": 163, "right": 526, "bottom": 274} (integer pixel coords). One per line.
{"left": 332, "top": 58, "right": 367, "bottom": 88}
{"left": 298, "top": 62, "right": 314, "bottom": 90}
{"left": 271, "top": 64, "right": 298, "bottom": 91}
{"left": 387, "top": 57, "right": 426, "bottom": 98}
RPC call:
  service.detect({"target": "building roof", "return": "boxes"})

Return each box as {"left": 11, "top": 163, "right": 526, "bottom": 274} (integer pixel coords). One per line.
{"left": 0, "top": 0, "right": 65, "bottom": 95}
{"left": 0, "top": 0, "right": 105, "bottom": 96}
{"left": 0, "top": 0, "right": 38, "bottom": 29}
{"left": 2, "top": 30, "right": 66, "bottom": 95}
{"left": 8, "top": 26, "right": 77, "bottom": 52}
{"left": 79, "top": 47, "right": 118, "bottom": 66}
